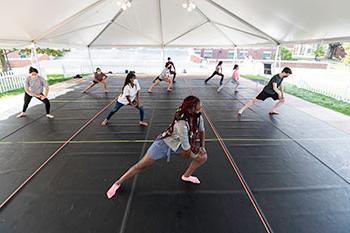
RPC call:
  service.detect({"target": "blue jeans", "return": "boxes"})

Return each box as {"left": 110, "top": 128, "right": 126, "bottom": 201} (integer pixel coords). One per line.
{"left": 106, "top": 101, "right": 144, "bottom": 121}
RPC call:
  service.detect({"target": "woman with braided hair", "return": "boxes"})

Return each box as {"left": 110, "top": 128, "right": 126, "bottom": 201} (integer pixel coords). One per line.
{"left": 106, "top": 95, "right": 207, "bottom": 199}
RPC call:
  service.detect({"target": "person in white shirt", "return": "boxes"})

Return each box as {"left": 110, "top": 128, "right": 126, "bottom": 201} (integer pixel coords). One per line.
{"left": 148, "top": 63, "right": 173, "bottom": 93}
{"left": 204, "top": 61, "right": 224, "bottom": 85}
{"left": 106, "top": 95, "right": 207, "bottom": 199}
{"left": 101, "top": 72, "right": 148, "bottom": 126}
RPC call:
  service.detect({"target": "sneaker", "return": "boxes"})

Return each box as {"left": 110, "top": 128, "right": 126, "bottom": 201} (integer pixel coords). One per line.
{"left": 46, "top": 114, "right": 54, "bottom": 118}
{"left": 16, "top": 112, "right": 26, "bottom": 118}
{"left": 181, "top": 175, "right": 200, "bottom": 184}
{"left": 139, "top": 121, "right": 148, "bottom": 127}
{"left": 101, "top": 119, "right": 108, "bottom": 126}
{"left": 106, "top": 183, "right": 121, "bottom": 199}
{"left": 217, "top": 85, "right": 223, "bottom": 92}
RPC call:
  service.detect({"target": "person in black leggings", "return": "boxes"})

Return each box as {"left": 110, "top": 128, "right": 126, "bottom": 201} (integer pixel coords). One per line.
{"left": 165, "top": 57, "right": 177, "bottom": 83}
{"left": 204, "top": 61, "right": 224, "bottom": 85}
{"left": 17, "top": 67, "right": 54, "bottom": 118}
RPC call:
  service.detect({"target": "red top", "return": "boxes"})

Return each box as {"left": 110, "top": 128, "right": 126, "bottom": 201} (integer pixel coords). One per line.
{"left": 94, "top": 72, "right": 107, "bottom": 82}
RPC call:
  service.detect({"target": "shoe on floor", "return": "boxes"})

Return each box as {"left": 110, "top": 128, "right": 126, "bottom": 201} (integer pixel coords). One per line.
{"left": 106, "top": 183, "right": 121, "bottom": 199}
{"left": 101, "top": 119, "right": 108, "bottom": 126}
{"left": 16, "top": 112, "right": 26, "bottom": 118}
{"left": 46, "top": 114, "right": 54, "bottom": 118}
{"left": 181, "top": 175, "right": 200, "bottom": 184}
{"left": 139, "top": 121, "right": 148, "bottom": 127}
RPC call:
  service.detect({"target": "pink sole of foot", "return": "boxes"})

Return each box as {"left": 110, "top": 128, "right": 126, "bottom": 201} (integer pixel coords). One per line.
{"left": 106, "top": 184, "right": 120, "bottom": 199}
{"left": 181, "top": 175, "right": 200, "bottom": 184}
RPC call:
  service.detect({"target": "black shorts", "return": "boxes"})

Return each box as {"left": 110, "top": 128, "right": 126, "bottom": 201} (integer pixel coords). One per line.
{"left": 92, "top": 80, "right": 99, "bottom": 84}
{"left": 256, "top": 91, "right": 279, "bottom": 101}
{"left": 155, "top": 76, "right": 164, "bottom": 82}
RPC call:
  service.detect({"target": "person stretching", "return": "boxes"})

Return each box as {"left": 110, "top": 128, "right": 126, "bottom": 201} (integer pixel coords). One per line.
{"left": 101, "top": 72, "right": 148, "bottom": 126}
{"left": 106, "top": 95, "right": 207, "bottom": 199}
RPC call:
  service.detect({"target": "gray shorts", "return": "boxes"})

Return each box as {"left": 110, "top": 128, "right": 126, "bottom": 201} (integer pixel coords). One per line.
{"left": 146, "top": 139, "right": 184, "bottom": 160}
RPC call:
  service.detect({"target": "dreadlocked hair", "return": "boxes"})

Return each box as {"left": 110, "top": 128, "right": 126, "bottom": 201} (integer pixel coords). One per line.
{"left": 160, "top": 95, "right": 201, "bottom": 153}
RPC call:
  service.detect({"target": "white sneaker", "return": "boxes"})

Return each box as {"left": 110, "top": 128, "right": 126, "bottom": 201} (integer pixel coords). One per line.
{"left": 16, "top": 112, "right": 26, "bottom": 118}
{"left": 217, "top": 85, "right": 223, "bottom": 92}
{"left": 46, "top": 114, "right": 54, "bottom": 118}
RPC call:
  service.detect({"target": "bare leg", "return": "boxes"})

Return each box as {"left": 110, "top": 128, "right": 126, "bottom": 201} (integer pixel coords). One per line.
{"left": 148, "top": 80, "right": 161, "bottom": 92}
{"left": 180, "top": 151, "right": 207, "bottom": 177}
{"left": 102, "top": 80, "right": 109, "bottom": 92}
{"left": 238, "top": 98, "right": 258, "bottom": 115}
{"left": 166, "top": 78, "right": 173, "bottom": 91}
{"left": 82, "top": 82, "right": 96, "bottom": 93}
{"left": 115, "top": 154, "right": 156, "bottom": 185}
{"left": 270, "top": 98, "right": 285, "bottom": 114}
{"left": 106, "top": 154, "right": 156, "bottom": 198}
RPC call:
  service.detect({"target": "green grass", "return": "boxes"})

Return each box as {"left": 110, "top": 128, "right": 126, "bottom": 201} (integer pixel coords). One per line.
{"left": 0, "top": 88, "right": 25, "bottom": 99}
{"left": 47, "top": 74, "right": 73, "bottom": 85}
{"left": 241, "top": 74, "right": 350, "bottom": 116}
{"left": 0, "top": 73, "right": 91, "bottom": 100}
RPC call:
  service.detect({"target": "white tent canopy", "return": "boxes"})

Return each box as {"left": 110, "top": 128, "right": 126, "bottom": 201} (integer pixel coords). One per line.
{"left": 1, "top": 0, "right": 350, "bottom": 48}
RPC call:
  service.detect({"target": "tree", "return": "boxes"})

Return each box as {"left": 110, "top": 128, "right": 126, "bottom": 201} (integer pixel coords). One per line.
{"left": 313, "top": 47, "right": 325, "bottom": 61}
{"left": 0, "top": 50, "right": 7, "bottom": 72}
{"left": 0, "top": 48, "right": 70, "bottom": 72}
{"left": 342, "top": 43, "right": 350, "bottom": 65}
{"left": 280, "top": 47, "right": 292, "bottom": 60}
{"left": 15, "top": 48, "right": 69, "bottom": 57}
{"left": 327, "top": 42, "right": 341, "bottom": 59}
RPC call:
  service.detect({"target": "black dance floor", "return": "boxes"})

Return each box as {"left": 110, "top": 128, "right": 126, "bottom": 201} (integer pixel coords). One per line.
{"left": 0, "top": 74, "right": 349, "bottom": 233}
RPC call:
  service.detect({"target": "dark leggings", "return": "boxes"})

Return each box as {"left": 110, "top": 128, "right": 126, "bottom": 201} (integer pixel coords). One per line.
{"left": 205, "top": 71, "right": 224, "bottom": 85}
{"left": 23, "top": 92, "right": 50, "bottom": 114}
{"left": 170, "top": 70, "right": 177, "bottom": 81}
{"left": 106, "top": 101, "right": 145, "bottom": 121}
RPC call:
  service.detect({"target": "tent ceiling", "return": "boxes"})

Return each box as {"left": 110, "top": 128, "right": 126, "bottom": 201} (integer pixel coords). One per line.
{"left": 0, "top": 0, "right": 350, "bottom": 48}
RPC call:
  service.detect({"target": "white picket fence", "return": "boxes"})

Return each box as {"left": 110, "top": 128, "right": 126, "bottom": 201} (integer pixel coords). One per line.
{"left": 256, "top": 70, "right": 350, "bottom": 103}
{"left": 290, "top": 77, "right": 350, "bottom": 103}
{"left": 0, "top": 71, "right": 27, "bottom": 93}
